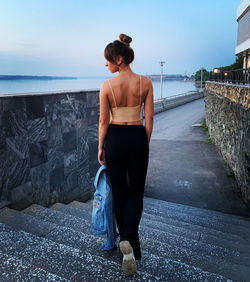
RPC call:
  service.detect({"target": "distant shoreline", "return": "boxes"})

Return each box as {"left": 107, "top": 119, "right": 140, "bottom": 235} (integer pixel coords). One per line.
{"left": 0, "top": 75, "right": 79, "bottom": 80}
{"left": 147, "top": 75, "right": 194, "bottom": 82}
{"left": 0, "top": 75, "right": 194, "bottom": 81}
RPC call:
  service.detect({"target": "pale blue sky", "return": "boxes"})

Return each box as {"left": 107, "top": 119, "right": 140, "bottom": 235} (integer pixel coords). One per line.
{"left": 0, "top": 0, "right": 240, "bottom": 76}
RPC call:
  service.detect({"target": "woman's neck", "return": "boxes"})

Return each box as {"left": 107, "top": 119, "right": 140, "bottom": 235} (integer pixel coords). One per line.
{"left": 118, "top": 64, "right": 133, "bottom": 76}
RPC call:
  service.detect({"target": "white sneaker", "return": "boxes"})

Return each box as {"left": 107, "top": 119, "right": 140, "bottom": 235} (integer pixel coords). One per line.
{"left": 119, "top": 240, "right": 137, "bottom": 275}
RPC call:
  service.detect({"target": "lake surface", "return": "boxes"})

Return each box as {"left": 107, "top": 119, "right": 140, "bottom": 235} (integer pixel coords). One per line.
{"left": 0, "top": 77, "right": 200, "bottom": 100}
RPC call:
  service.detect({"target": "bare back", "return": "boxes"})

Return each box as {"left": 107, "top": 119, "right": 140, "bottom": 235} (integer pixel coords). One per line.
{"left": 107, "top": 73, "right": 150, "bottom": 125}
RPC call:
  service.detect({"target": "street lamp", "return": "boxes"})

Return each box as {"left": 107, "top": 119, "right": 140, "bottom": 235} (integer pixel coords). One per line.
{"left": 200, "top": 68, "right": 204, "bottom": 89}
{"left": 159, "top": 61, "right": 165, "bottom": 99}
{"left": 213, "top": 68, "right": 220, "bottom": 82}
{"left": 213, "top": 68, "right": 219, "bottom": 73}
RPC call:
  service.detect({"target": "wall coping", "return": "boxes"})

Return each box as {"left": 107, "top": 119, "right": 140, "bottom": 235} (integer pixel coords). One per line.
{"left": 206, "top": 81, "right": 250, "bottom": 89}
{"left": 205, "top": 81, "right": 250, "bottom": 109}
{"left": 0, "top": 88, "right": 99, "bottom": 98}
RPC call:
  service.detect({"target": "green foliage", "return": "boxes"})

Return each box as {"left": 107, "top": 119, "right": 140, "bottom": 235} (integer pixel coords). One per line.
{"left": 228, "top": 170, "right": 235, "bottom": 179}
{"left": 201, "top": 119, "right": 213, "bottom": 142}
{"left": 224, "top": 160, "right": 235, "bottom": 178}
{"left": 195, "top": 68, "right": 210, "bottom": 82}
{"left": 217, "top": 56, "right": 243, "bottom": 71}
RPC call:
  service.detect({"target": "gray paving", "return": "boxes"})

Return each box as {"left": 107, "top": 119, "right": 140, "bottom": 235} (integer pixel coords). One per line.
{"left": 145, "top": 98, "right": 250, "bottom": 217}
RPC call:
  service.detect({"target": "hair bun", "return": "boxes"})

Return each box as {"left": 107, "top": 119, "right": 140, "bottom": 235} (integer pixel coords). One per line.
{"left": 119, "top": 34, "right": 132, "bottom": 46}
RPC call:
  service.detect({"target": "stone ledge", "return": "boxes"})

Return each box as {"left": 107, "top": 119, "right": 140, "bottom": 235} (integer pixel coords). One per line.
{"left": 0, "top": 89, "right": 99, "bottom": 98}
{"left": 153, "top": 91, "right": 204, "bottom": 115}
{"left": 205, "top": 81, "right": 250, "bottom": 109}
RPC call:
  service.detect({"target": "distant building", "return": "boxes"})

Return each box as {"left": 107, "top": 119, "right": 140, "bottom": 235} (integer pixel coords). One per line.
{"left": 149, "top": 75, "right": 168, "bottom": 80}
{"left": 148, "top": 74, "right": 191, "bottom": 81}
{"left": 235, "top": 0, "right": 250, "bottom": 68}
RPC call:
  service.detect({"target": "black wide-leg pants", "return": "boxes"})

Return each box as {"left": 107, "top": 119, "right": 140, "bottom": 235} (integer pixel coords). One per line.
{"left": 105, "top": 124, "right": 149, "bottom": 260}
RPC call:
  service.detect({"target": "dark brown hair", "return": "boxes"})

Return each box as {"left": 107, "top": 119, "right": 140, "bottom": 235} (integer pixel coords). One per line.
{"left": 104, "top": 34, "right": 134, "bottom": 65}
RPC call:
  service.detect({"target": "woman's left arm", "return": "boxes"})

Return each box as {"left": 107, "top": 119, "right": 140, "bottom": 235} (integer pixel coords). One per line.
{"left": 98, "top": 82, "right": 110, "bottom": 165}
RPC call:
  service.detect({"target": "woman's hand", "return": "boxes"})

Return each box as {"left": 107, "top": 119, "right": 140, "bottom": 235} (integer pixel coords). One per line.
{"left": 98, "top": 148, "right": 105, "bottom": 165}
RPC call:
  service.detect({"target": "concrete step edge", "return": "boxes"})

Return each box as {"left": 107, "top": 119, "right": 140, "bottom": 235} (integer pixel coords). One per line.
{"left": 70, "top": 198, "right": 250, "bottom": 232}
{"left": 20, "top": 204, "right": 250, "bottom": 268}
{"left": 50, "top": 203, "right": 250, "bottom": 254}
{"left": 0, "top": 200, "right": 11, "bottom": 210}
{"left": 0, "top": 222, "right": 233, "bottom": 281}
{"left": 141, "top": 211, "right": 250, "bottom": 247}
{"left": 0, "top": 222, "right": 157, "bottom": 281}
{"left": 0, "top": 211, "right": 246, "bottom": 281}
{"left": 143, "top": 197, "right": 250, "bottom": 225}
{"left": 142, "top": 205, "right": 250, "bottom": 241}
{"left": 56, "top": 202, "right": 250, "bottom": 253}
{"left": 44, "top": 223, "right": 248, "bottom": 281}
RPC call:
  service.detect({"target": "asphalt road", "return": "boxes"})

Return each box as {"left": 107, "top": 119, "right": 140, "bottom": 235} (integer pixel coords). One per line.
{"left": 145, "top": 98, "right": 250, "bottom": 217}
{"left": 151, "top": 98, "right": 207, "bottom": 141}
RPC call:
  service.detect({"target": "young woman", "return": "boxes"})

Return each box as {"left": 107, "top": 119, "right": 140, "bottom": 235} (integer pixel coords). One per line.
{"left": 98, "top": 34, "right": 154, "bottom": 275}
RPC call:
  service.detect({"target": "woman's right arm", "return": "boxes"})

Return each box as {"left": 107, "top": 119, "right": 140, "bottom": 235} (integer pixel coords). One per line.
{"left": 144, "top": 78, "right": 154, "bottom": 144}
{"left": 98, "top": 81, "right": 110, "bottom": 165}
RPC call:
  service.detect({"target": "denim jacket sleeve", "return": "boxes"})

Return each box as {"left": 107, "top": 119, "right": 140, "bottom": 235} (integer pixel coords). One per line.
{"left": 92, "top": 164, "right": 118, "bottom": 250}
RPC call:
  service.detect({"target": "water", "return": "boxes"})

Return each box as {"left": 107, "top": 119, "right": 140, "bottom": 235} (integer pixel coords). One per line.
{"left": 152, "top": 80, "right": 199, "bottom": 99}
{"left": 0, "top": 77, "right": 199, "bottom": 100}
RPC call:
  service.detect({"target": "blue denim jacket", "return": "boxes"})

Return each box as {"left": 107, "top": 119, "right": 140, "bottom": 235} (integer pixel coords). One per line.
{"left": 91, "top": 164, "right": 118, "bottom": 250}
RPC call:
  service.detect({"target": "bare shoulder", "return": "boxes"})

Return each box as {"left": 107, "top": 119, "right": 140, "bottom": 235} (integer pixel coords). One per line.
{"left": 141, "top": 75, "right": 153, "bottom": 88}
{"left": 100, "top": 80, "right": 110, "bottom": 95}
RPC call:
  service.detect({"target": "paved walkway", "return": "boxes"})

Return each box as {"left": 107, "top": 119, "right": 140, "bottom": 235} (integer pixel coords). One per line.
{"left": 145, "top": 98, "right": 250, "bottom": 218}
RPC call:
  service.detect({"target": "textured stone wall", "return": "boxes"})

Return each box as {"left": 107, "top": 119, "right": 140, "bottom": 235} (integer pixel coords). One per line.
{"left": 205, "top": 82, "right": 250, "bottom": 208}
{"left": 206, "top": 82, "right": 250, "bottom": 109}
{"left": 0, "top": 90, "right": 99, "bottom": 210}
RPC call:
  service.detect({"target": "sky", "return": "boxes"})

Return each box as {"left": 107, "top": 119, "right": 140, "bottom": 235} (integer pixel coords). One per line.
{"left": 0, "top": 0, "right": 240, "bottom": 76}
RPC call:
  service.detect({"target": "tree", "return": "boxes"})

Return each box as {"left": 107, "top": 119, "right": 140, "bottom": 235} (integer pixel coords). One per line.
{"left": 195, "top": 68, "right": 210, "bottom": 82}
{"left": 218, "top": 56, "right": 243, "bottom": 71}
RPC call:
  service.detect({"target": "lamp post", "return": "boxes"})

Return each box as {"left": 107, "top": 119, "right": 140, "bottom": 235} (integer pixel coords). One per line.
{"left": 159, "top": 61, "right": 165, "bottom": 99}
{"left": 200, "top": 68, "right": 203, "bottom": 89}
{"left": 213, "top": 68, "right": 219, "bottom": 82}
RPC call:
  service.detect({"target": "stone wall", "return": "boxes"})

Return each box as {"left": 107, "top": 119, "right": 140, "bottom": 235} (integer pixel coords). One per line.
{"left": 205, "top": 82, "right": 250, "bottom": 208}
{"left": 0, "top": 90, "right": 99, "bottom": 210}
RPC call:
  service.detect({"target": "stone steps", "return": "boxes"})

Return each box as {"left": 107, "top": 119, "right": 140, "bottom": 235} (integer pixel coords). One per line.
{"left": 0, "top": 211, "right": 226, "bottom": 281}
{"left": 0, "top": 200, "right": 10, "bottom": 209}
{"left": 68, "top": 197, "right": 250, "bottom": 237}
{"left": 0, "top": 197, "right": 249, "bottom": 280}
{"left": 0, "top": 215, "right": 230, "bottom": 282}
{"left": 0, "top": 249, "right": 68, "bottom": 282}
{"left": 142, "top": 201, "right": 250, "bottom": 243}
{"left": 0, "top": 222, "right": 156, "bottom": 281}
{"left": 141, "top": 212, "right": 250, "bottom": 248}
{"left": 55, "top": 200, "right": 250, "bottom": 255}
{"left": 23, "top": 203, "right": 248, "bottom": 266}
{"left": 143, "top": 197, "right": 250, "bottom": 228}
{"left": 48, "top": 203, "right": 250, "bottom": 281}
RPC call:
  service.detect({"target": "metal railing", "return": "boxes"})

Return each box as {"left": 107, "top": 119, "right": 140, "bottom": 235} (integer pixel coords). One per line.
{"left": 209, "top": 68, "right": 250, "bottom": 85}
{"left": 153, "top": 90, "right": 203, "bottom": 102}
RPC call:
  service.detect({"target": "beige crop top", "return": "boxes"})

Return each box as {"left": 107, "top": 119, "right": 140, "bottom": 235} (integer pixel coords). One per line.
{"left": 108, "top": 76, "right": 142, "bottom": 123}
